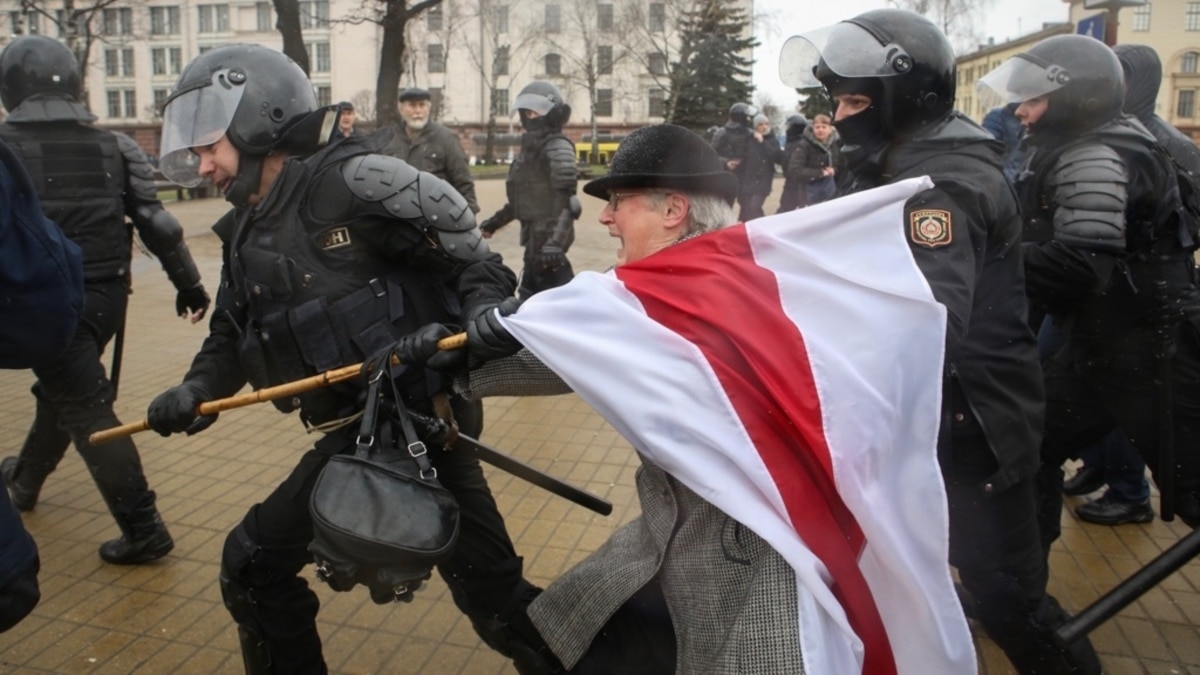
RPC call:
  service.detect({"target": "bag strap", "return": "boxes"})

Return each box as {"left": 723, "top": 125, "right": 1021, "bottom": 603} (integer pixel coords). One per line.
{"left": 357, "top": 352, "right": 439, "bottom": 481}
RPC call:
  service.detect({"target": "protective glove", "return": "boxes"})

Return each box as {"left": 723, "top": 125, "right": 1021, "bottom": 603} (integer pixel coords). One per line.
{"left": 537, "top": 244, "right": 569, "bottom": 271}
{"left": 466, "top": 296, "right": 524, "bottom": 362}
{"left": 479, "top": 216, "right": 502, "bottom": 237}
{"left": 361, "top": 324, "right": 467, "bottom": 380}
{"left": 147, "top": 381, "right": 217, "bottom": 436}
{"left": 176, "top": 284, "right": 211, "bottom": 320}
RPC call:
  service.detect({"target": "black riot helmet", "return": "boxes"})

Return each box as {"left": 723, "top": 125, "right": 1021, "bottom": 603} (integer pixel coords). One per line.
{"left": 977, "top": 35, "right": 1124, "bottom": 137}
{"left": 514, "top": 81, "right": 571, "bottom": 131}
{"left": 159, "top": 44, "right": 337, "bottom": 206}
{"left": 0, "top": 36, "right": 92, "bottom": 121}
{"left": 729, "top": 102, "right": 758, "bottom": 127}
{"left": 779, "top": 9, "right": 956, "bottom": 138}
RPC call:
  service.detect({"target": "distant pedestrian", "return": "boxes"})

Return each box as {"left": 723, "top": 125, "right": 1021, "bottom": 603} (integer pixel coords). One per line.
{"left": 782, "top": 113, "right": 839, "bottom": 211}
{"left": 384, "top": 87, "right": 479, "bottom": 212}
{"left": 332, "top": 100, "right": 359, "bottom": 140}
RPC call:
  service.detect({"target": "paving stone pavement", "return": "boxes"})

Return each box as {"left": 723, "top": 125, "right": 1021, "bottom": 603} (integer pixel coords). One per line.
{"left": 0, "top": 178, "right": 1196, "bottom": 674}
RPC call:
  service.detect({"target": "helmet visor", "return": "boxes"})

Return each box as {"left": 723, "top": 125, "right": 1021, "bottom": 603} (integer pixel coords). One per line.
{"left": 513, "top": 91, "right": 555, "bottom": 116}
{"left": 976, "top": 55, "right": 1070, "bottom": 108}
{"left": 779, "top": 21, "right": 914, "bottom": 89}
{"left": 159, "top": 70, "right": 245, "bottom": 187}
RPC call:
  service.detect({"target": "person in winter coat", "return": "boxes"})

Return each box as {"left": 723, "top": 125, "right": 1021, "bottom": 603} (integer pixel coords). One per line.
{"left": 777, "top": 114, "right": 808, "bottom": 212}
{"left": 785, "top": 113, "right": 840, "bottom": 209}
{"left": 734, "top": 114, "right": 786, "bottom": 221}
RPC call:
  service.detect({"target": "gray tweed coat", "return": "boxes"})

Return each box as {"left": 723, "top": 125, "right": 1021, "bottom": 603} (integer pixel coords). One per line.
{"left": 463, "top": 352, "right": 805, "bottom": 674}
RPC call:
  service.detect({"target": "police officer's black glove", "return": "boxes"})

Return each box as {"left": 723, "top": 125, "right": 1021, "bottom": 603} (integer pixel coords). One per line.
{"left": 466, "top": 296, "right": 524, "bottom": 362}
{"left": 537, "top": 244, "right": 569, "bottom": 271}
{"left": 175, "top": 284, "right": 211, "bottom": 320}
{"left": 393, "top": 323, "right": 467, "bottom": 373}
{"left": 147, "top": 381, "right": 218, "bottom": 436}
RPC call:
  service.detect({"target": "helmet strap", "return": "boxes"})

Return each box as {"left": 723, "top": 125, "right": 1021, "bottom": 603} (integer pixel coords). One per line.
{"left": 225, "top": 153, "right": 265, "bottom": 209}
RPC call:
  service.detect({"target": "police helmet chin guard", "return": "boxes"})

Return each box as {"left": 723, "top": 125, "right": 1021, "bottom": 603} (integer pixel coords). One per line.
{"left": 0, "top": 35, "right": 87, "bottom": 115}
{"left": 159, "top": 44, "right": 335, "bottom": 205}
{"left": 977, "top": 34, "right": 1124, "bottom": 137}
{"left": 779, "top": 9, "right": 956, "bottom": 138}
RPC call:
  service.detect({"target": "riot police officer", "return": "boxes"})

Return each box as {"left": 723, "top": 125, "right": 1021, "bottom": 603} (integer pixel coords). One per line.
{"left": 781, "top": 10, "right": 1102, "bottom": 673}
{"left": 711, "top": 102, "right": 759, "bottom": 220}
{"left": 480, "top": 81, "right": 580, "bottom": 299}
{"left": 0, "top": 36, "right": 210, "bottom": 565}
{"left": 979, "top": 37, "right": 1200, "bottom": 540}
{"left": 146, "top": 44, "right": 534, "bottom": 674}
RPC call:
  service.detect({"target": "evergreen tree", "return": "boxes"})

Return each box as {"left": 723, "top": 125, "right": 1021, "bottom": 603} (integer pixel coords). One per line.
{"left": 667, "top": 0, "right": 758, "bottom": 133}
{"left": 798, "top": 86, "right": 833, "bottom": 119}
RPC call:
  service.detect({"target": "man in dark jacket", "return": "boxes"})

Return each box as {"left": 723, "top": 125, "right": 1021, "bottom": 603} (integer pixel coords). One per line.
{"left": 777, "top": 114, "right": 808, "bottom": 212}
{"left": 147, "top": 44, "right": 534, "bottom": 674}
{"left": 479, "top": 81, "right": 579, "bottom": 299}
{"left": 0, "top": 36, "right": 210, "bottom": 566}
{"left": 784, "top": 10, "right": 1102, "bottom": 674}
{"left": 733, "top": 114, "right": 785, "bottom": 221}
{"left": 383, "top": 87, "right": 479, "bottom": 213}
{"left": 0, "top": 136, "right": 83, "bottom": 632}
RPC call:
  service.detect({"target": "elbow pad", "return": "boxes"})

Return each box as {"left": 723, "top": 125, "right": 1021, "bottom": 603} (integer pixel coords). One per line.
{"left": 1051, "top": 144, "right": 1127, "bottom": 254}
{"left": 135, "top": 206, "right": 202, "bottom": 289}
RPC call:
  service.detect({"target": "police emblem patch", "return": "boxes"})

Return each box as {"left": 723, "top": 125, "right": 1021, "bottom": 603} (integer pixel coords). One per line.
{"left": 909, "top": 209, "right": 952, "bottom": 248}
{"left": 320, "top": 226, "right": 352, "bottom": 250}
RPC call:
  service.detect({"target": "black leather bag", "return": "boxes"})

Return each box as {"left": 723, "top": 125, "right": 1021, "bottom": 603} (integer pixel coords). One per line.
{"left": 308, "top": 362, "right": 460, "bottom": 603}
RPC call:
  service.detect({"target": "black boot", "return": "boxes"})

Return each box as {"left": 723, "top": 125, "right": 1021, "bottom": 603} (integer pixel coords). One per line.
{"left": 99, "top": 490, "right": 174, "bottom": 565}
{"left": 0, "top": 457, "right": 42, "bottom": 512}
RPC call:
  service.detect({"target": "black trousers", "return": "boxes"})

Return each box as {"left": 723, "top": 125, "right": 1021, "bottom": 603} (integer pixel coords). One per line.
{"left": 220, "top": 397, "right": 528, "bottom": 673}
{"left": 519, "top": 253, "right": 574, "bottom": 301}
{"left": 946, "top": 419, "right": 1100, "bottom": 674}
{"left": 12, "top": 280, "right": 150, "bottom": 513}
{"left": 1038, "top": 323, "right": 1200, "bottom": 548}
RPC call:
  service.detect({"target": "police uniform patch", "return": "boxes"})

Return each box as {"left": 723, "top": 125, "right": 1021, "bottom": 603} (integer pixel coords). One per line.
{"left": 320, "top": 226, "right": 352, "bottom": 250}
{"left": 909, "top": 209, "right": 953, "bottom": 248}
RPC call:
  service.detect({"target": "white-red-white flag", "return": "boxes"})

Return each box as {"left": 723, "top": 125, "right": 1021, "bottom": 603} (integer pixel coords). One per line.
{"left": 500, "top": 176, "right": 975, "bottom": 675}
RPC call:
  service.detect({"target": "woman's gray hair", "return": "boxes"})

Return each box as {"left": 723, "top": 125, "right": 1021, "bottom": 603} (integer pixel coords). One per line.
{"left": 642, "top": 190, "right": 736, "bottom": 237}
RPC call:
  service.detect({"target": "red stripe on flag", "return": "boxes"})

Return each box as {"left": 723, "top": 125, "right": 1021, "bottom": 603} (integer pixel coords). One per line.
{"left": 616, "top": 225, "right": 897, "bottom": 675}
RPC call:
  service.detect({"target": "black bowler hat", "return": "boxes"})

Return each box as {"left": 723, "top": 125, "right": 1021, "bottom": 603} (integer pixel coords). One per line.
{"left": 398, "top": 87, "right": 431, "bottom": 103}
{"left": 583, "top": 124, "right": 738, "bottom": 205}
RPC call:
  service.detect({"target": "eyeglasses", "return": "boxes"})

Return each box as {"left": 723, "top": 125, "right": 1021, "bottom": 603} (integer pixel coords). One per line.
{"left": 606, "top": 192, "right": 645, "bottom": 212}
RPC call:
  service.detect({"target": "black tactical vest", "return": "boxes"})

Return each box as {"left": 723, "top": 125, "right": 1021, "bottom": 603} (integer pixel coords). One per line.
{"left": 0, "top": 122, "right": 129, "bottom": 281}
{"left": 507, "top": 132, "right": 570, "bottom": 229}
{"left": 219, "top": 147, "right": 460, "bottom": 425}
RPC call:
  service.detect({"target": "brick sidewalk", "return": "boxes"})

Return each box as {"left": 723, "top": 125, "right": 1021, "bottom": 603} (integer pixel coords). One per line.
{"left": 0, "top": 183, "right": 1196, "bottom": 673}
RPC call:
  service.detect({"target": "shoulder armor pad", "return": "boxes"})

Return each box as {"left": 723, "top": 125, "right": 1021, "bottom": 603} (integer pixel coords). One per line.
{"left": 1050, "top": 142, "right": 1127, "bottom": 252}
{"left": 342, "top": 153, "right": 490, "bottom": 261}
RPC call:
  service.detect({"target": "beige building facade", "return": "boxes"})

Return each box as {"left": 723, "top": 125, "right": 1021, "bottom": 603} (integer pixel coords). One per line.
{"left": 0, "top": 0, "right": 753, "bottom": 156}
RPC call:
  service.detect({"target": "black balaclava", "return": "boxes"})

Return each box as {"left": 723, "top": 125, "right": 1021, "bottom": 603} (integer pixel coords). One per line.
{"left": 827, "top": 76, "right": 888, "bottom": 170}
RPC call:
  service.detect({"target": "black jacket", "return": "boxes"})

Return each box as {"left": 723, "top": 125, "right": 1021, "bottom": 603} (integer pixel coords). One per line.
{"left": 841, "top": 113, "right": 1043, "bottom": 493}
{"left": 383, "top": 121, "right": 479, "bottom": 213}
{"left": 739, "top": 131, "right": 785, "bottom": 196}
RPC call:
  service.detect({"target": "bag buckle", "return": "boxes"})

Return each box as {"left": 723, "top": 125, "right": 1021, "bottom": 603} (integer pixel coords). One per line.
{"left": 407, "top": 441, "right": 427, "bottom": 457}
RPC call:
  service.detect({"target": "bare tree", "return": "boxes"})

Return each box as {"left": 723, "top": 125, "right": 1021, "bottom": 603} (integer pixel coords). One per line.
{"left": 889, "top": 0, "right": 993, "bottom": 54}
{"left": 542, "top": 0, "right": 633, "bottom": 161}
{"left": 12, "top": 0, "right": 136, "bottom": 107}
{"left": 270, "top": 0, "right": 311, "bottom": 74}
{"left": 404, "top": 0, "right": 471, "bottom": 120}
{"left": 617, "top": 0, "right": 701, "bottom": 123}
{"left": 461, "top": 0, "right": 539, "bottom": 163}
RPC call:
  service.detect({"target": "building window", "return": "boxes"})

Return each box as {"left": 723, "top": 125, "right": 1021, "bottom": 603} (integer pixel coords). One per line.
{"left": 427, "top": 4, "right": 443, "bottom": 31}
{"left": 1132, "top": 3, "right": 1151, "bottom": 31}
{"left": 103, "top": 7, "right": 132, "bottom": 35}
{"left": 307, "top": 42, "right": 331, "bottom": 72}
{"left": 153, "top": 88, "right": 170, "bottom": 116}
{"left": 545, "top": 53, "right": 562, "bottom": 76}
{"left": 151, "top": 47, "right": 183, "bottom": 76}
{"left": 150, "top": 6, "right": 180, "bottom": 35}
{"left": 494, "top": 45, "right": 509, "bottom": 76}
{"left": 315, "top": 85, "right": 331, "bottom": 106}
{"left": 492, "top": 88, "right": 509, "bottom": 117}
{"left": 1184, "top": 52, "right": 1200, "bottom": 74}
{"left": 598, "top": 3, "right": 613, "bottom": 30}
{"left": 494, "top": 5, "right": 508, "bottom": 33}
{"left": 1189, "top": 2, "right": 1200, "bottom": 31}
{"left": 648, "top": 87, "right": 665, "bottom": 117}
{"left": 299, "top": 0, "right": 329, "bottom": 29}
{"left": 197, "top": 4, "right": 230, "bottom": 33}
{"left": 595, "top": 88, "right": 613, "bottom": 116}
{"left": 1179, "top": 89, "right": 1196, "bottom": 117}
{"left": 256, "top": 2, "right": 273, "bottom": 31}
{"left": 107, "top": 89, "right": 136, "bottom": 118}
{"left": 104, "top": 48, "right": 135, "bottom": 77}
{"left": 597, "top": 46, "right": 612, "bottom": 74}
{"left": 8, "top": 11, "right": 41, "bottom": 35}
{"left": 428, "top": 44, "right": 445, "bottom": 73}
{"left": 648, "top": 51, "right": 667, "bottom": 76}
{"left": 545, "top": 4, "right": 560, "bottom": 33}
{"left": 649, "top": 3, "right": 665, "bottom": 32}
